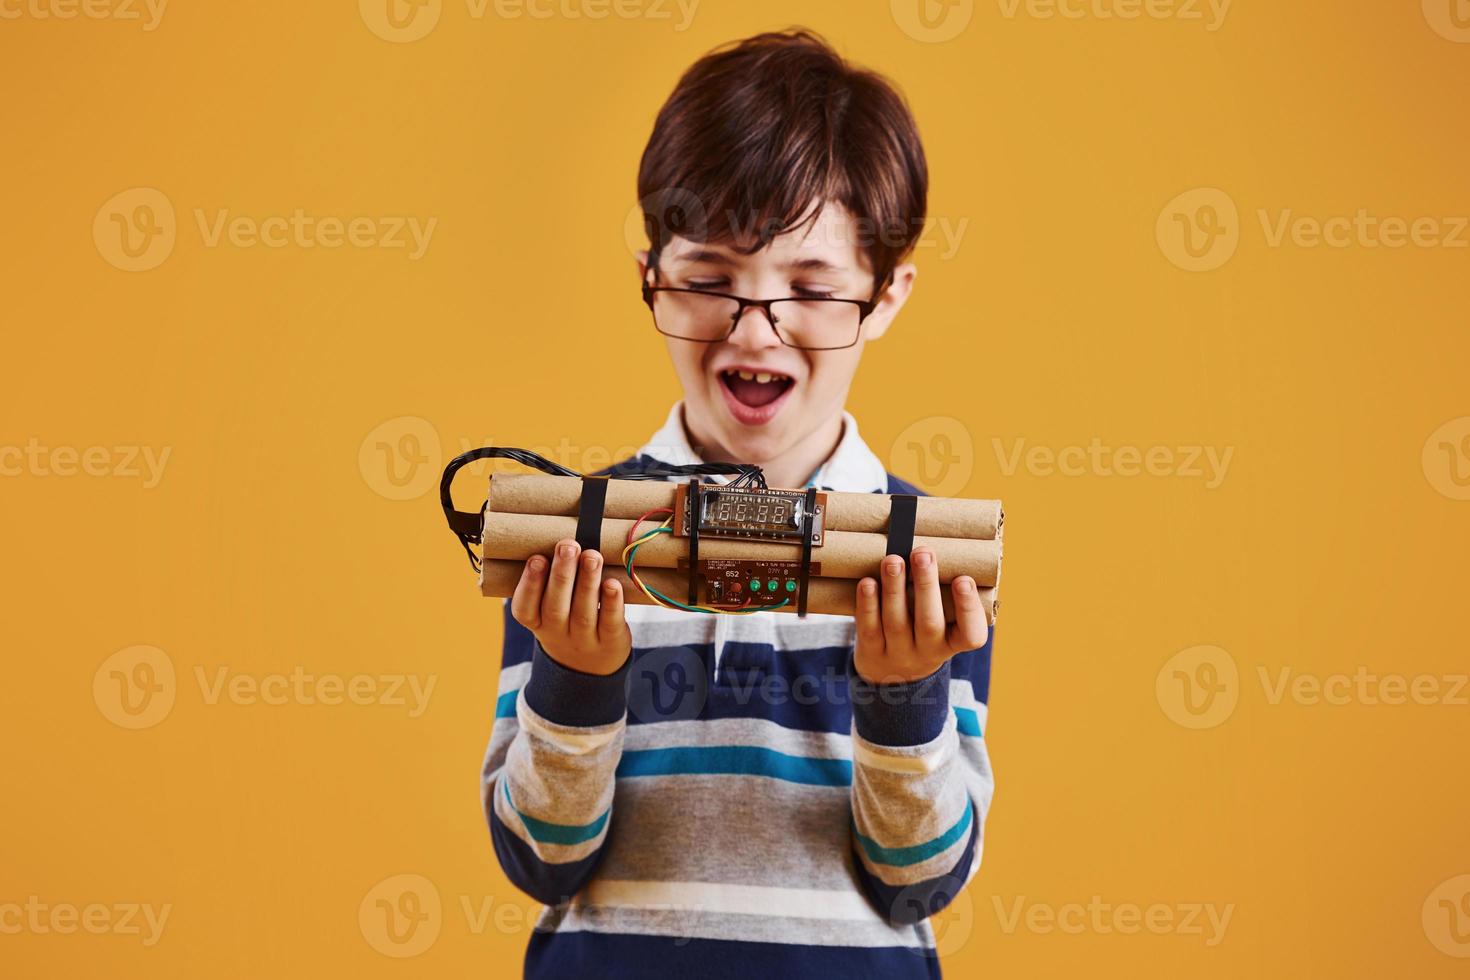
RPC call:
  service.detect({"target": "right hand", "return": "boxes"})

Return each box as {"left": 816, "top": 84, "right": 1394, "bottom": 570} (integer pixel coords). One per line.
{"left": 510, "top": 538, "right": 631, "bottom": 675}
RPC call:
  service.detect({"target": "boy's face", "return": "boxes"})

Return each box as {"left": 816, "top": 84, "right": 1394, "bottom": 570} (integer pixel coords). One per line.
{"left": 642, "top": 202, "right": 915, "bottom": 469}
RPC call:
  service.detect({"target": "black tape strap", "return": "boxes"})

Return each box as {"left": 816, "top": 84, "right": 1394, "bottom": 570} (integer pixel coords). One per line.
{"left": 575, "top": 476, "right": 609, "bottom": 555}
{"left": 885, "top": 493, "right": 918, "bottom": 561}
{"left": 686, "top": 481, "right": 701, "bottom": 605}
{"left": 796, "top": 486, "right": 818, "bottom": 617}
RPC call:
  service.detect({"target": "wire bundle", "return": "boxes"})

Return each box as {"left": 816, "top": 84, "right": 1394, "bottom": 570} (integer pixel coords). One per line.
{"left": 620, "top": 508, "right": 788, "bottom": 615}
{"left": 440, "top": 445, "right": 766, "bottom": 568}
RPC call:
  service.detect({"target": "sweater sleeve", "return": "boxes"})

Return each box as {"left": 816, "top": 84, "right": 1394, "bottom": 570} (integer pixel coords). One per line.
{"left": 481, "top": 601, "right": 630, "bottom": 906}
{"left": 847, "top": 630, "right": 996, "bottom": 925}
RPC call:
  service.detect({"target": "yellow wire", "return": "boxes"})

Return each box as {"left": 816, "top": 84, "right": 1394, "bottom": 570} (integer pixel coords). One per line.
{"left": 619, "top": 518, "right": 771, "bottom": 615}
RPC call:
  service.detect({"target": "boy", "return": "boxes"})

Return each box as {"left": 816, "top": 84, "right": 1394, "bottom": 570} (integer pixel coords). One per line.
{"left": 482, "top": 30, "right": 995, "bottom": 979}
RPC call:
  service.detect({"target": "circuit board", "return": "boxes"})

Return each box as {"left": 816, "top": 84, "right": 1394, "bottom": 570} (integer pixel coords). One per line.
{"left": 671, "top": 483, "right": 827, "bottom": 545}
{"left": 679, "top": 559, "right": 824, "bottom": 608}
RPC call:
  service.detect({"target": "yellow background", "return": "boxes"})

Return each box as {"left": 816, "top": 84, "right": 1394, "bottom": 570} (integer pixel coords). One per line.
{"left": 3, "top": 0, "right": 1469, "bottom": 976}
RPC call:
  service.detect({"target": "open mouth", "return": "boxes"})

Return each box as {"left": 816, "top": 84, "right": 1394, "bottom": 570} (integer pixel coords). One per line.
{"left": 717, "top": 368, "right": 796, "bottom": 425}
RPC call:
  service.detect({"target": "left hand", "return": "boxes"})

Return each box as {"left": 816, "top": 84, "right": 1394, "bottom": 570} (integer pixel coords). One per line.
{"left": 853, "top": 546, "right": 989, "bottom": 685}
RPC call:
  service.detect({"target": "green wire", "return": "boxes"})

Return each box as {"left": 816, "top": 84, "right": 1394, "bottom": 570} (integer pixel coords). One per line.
{"left": 625, "top": 526, "right": 790, "bottom": 615}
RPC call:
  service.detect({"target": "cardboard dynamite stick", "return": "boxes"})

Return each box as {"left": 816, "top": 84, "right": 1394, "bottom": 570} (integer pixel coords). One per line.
{"left": 488, "top": 473, "right": 1002, "bottom": 540}
{"left": 478, "top": 560, "right": 998, "bottom": 625}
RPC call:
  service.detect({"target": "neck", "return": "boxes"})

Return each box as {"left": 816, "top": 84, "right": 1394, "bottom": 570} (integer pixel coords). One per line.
{"left": 681, "top": 406, "right": 845, "bottom": 490}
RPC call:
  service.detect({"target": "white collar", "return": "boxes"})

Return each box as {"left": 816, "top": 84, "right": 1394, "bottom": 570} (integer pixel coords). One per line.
{"left": 633, "top": 401, "right": 889, "bottom": 493}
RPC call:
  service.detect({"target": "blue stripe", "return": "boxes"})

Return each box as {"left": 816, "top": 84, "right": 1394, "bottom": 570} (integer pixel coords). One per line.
{"left": 502, "top": 780, "right": 610, "bottom": 846}
{"left": 954, "top": 706, "right": 982, "bottom": 737}
{"left": 495, "top": 690, "right": 519, "bottom": 718}
{"left": 616, "top": 746, "right": 852, "bottom": 787}
{"left": 855, "top": 801, "right": 973, "bottom": 868}
{"left": 527, "top": 931, "right": 940, "bottom": 980}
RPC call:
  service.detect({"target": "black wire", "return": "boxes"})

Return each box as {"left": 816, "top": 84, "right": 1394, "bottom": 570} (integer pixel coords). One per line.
{"left": 441, "top": 446, "right": 765, "bottom": 570}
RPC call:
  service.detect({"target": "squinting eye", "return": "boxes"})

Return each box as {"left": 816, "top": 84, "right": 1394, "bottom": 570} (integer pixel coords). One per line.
{"left": 685, "top": 279, "right": 728, "bottom": 291}
{"left": 792, "top": 286, "right": 837, "bottom": 300}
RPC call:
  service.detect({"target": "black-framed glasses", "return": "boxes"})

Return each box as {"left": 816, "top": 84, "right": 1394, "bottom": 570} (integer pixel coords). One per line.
{"left": 641, "top": 280, "right": 879, "bottom": 351}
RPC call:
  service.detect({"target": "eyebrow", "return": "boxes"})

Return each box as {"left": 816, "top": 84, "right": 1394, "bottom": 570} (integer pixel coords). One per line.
{"left": 779, "top": 257, "right": 842, "bottom": 274}
{"left": 667, "top": 247, "right": 733, "bottom": 266}
{"left": 666, "top": 249, "right": 844, "bottom": 275}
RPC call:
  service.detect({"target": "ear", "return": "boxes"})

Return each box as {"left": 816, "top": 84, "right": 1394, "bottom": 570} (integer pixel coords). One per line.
{"left": 636, "top": 249, "right": 650, "bottom": 283}
{"left": 859, "top": 262, "right": 917, "bottom": 343}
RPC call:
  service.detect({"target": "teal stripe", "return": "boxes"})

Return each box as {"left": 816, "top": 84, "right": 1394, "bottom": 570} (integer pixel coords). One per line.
{"left": 501, "top": 779, "right": 609, "bottom": 846}
{"left": 954, "top": 706, "right": 983, "bottom": 737}
{"left": 495, "top": 690, "right": 519, "bottom": 718}
{"left": 617, "top": 746, "right": 852, "bottom": 787}
{"left": 855, "top": 801, "right": 973, "bottom": 868}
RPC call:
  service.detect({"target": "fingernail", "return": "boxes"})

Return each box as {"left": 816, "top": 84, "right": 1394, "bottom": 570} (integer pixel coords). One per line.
{"left": 528, "top": 556, "right": 545, "bottom": 573}
{"left": 584, "top": 551, "right": 601, "bottom": 569}
{"left": 604, "top": 580, "right": 618, "bottom": 594}
{"left": 957, "top": 577, "right": 974, "bottom": 594}
{"left": 558, "top": 542, "right": 577, "bottom": 560}
{"left": 913, "top": 551, "right": 933, "bottom": 570}
{"left": 860, "top": 580, "right": 877, "bottom": 597}
{"left": 884, "top": 557, "right": 903, "bottom": 576}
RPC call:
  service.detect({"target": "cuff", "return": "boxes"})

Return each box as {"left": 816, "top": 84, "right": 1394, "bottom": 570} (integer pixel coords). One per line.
{"left": 523, "top": 641, "right": 631, "bottom": 728}
{"left": 849, "top": 659, "right": 952, "bottom": 747}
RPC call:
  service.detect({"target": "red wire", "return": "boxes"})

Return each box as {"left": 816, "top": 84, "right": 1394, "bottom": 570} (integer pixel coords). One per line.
{"left": 627, "top": 507, "right": 674, "bottom": 546}
{"left": 624, "top": 508, "right": 675, "bottom": 601}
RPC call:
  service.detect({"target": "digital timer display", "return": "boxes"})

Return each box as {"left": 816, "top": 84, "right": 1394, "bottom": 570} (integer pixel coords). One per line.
{"left": 702, "top": 491, "right": 800, "bottom": 530}
{"left": 675, "top": 484, "right": 825, "bottom": 545}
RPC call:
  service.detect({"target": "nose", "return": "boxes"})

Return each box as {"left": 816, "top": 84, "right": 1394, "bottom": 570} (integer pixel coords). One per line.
{"left": 726, "top": 304, "right": 783, "bottom": 351}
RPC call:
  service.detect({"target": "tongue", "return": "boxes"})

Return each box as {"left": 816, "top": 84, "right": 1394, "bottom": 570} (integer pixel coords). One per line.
{"left": 726, "top": 375, "right": 789, "bottom": 408}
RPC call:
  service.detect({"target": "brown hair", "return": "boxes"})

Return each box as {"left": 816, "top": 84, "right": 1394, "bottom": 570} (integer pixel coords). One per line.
{"left": 637, "top": 30, "right": 928, "bottom": 291}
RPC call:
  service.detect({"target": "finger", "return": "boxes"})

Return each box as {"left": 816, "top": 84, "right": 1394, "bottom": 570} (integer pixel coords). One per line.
{"left": 854, "top": 577, "right": 885, "bottom": 655}
{"left": 910, "top": 547, "right": 946, "bottom": 646}
{"left": 597, "top": 577, "right": 628, "bottom": 650}
{"left": 509, "top": 555, "right": 548, "bottom": 630}
{"left": 569, "top": 549, "right": 603, "bottom": 644}
{"left": 541, "top": 538, "right": 581, "bottom": 630}
{"left": 879, "top": 554, "right": 911, "bottom": 648}
{"left": 945, "top": 577, "right": 990, "bottom": 654}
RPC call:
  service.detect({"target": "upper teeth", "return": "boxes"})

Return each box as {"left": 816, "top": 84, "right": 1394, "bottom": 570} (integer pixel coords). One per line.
{"left": 730, "top": 370, "right": 784, "bottom": 383}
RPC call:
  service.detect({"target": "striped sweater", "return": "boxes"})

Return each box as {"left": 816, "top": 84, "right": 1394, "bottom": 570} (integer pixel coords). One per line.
{"left": 481, "top": 403, "right": 996, "bottom": 979}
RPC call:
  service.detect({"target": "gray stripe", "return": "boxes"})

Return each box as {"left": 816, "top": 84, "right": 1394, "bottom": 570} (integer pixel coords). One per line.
{"left": 623, "top": 716, "right": 853, "bottom": 760}
{"left": 597, "top": 776, "right": 853, "bottom": 892}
